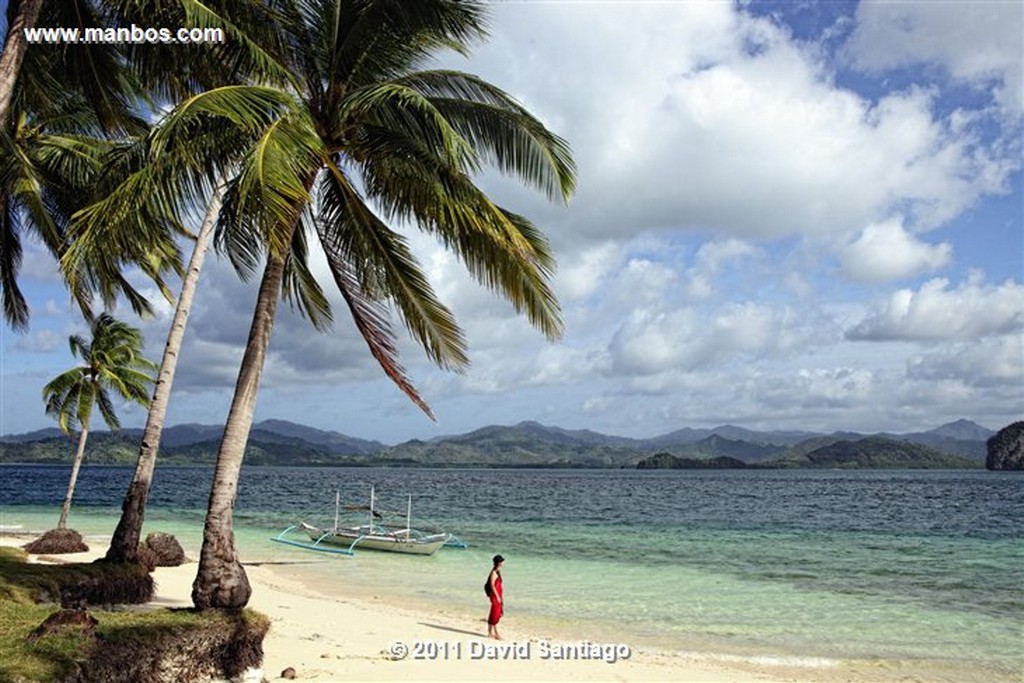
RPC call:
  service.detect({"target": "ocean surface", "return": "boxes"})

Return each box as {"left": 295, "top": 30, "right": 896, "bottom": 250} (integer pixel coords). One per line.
{"left": 2, "top": 465, "right": 1022, "bottom": 682}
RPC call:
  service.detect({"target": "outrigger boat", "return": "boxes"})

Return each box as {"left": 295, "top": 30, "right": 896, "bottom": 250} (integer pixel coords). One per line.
{"left": 272, "top": 487, "right": 467, "bottom": 556}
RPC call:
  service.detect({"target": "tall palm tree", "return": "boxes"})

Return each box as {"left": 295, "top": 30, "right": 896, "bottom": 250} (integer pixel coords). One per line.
{"left": 62, "top": 0, "right": 296, "bottom": 565}
{"left": 42, "top": 313, "right": 156, "bottom": 529}
{"left": 0, "top": 0, "right": 44, "bottom": 123}
{"left": 158, "top": 0, "right": 577, "bottom": 610}
{"left": 6, "top": 0, "right": 287, "bottom": 560}
{"left": 100, "top": 185, "right": 225, "bottom": 563}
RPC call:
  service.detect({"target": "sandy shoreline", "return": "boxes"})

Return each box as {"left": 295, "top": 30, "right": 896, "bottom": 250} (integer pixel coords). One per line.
{"left": 0, "top": 533, "right": 831, "bottom": 682}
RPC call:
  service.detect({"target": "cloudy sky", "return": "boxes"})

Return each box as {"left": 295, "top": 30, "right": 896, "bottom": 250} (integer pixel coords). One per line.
{"left": 2, "top": 0, "right": 1022, "bottom": 443}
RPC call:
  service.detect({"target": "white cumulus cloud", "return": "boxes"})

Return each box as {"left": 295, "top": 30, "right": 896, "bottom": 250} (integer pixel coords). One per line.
{"left": 847, "top": 0, "right": 1024, "bottom": 116}
{"left": 841, "top": 218, "right": 952, "bottom": 282}
{"left": 847, "top": 275, "right": 1024, "bottom": 341}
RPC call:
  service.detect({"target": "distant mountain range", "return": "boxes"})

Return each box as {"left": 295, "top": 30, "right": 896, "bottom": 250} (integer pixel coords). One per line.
{"left": 0, "top": 418, "right": 998, "bottom": 469}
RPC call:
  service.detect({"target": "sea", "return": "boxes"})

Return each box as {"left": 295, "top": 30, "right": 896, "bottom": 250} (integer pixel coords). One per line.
{"left": 1, "top": 465, "right": 1021, "bottom": 682}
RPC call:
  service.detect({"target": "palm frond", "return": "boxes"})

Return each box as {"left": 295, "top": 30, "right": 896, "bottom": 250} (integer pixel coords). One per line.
{"left": 282, "top": 210, "right": 334, "bottom": 331}
{"left": 398, "top": 70, "right": 576, "bottom": 201}
{"left": 0, "top": 194, "right": 28, "bottom": 329}
{"left": 64, "top": 103, "right": 277, "bottom": 311}
{"left": 95, "top": 388, "right": 119, "bottom": 431}
{"left": 215, "top": 176, "right": 265, "bottom": 280}
{"left": 179, "top": 0, "right": 298, "bottom": 89}
{"left": 356, "top": 130, "right": 563, "bottom": 340}
{"left": 74, "top": 380, "right": 97, "bottom": 433}
{"left": 16, "top": 0, "right": 151, "bottom": 135}
{"left": 314, "top": 184, "right": 436, "bottom": 417}
{"left": 151, "top": 85, "right": 297, "bottom": 157}
{"left": 341, "top": 81, "right": 475, "bottom": 169}
{"left": 319, "top": 157, "right": 469, "bottom": 373}
{"left": 331, "top": 0, "right": 488, "bottom": 96}
{"left": 228, "top": 110, "right": 325, "bottom": 259}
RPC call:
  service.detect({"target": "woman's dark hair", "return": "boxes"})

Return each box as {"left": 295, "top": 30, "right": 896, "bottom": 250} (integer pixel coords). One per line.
{"left": 493, "top": 554, "right": 505, "bottom": 566}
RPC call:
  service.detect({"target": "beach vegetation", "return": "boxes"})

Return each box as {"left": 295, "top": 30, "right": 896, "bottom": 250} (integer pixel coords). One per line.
{"left": 0, "top": 546, "right": 152, "bottom": 608}
{"left": 120, "top": 0, "right": 576, "bottom": 610}
{"left": 0, "top": 0, "right": 177, "bottom": 333}
{"left": 57, "top": 0, "right": 303, "bottom": 567}
{"left": 39, "top": 315, "right": 155, "bottom": 536}
{"left": 0, "top": 547, "right": 266, "bottom": 682}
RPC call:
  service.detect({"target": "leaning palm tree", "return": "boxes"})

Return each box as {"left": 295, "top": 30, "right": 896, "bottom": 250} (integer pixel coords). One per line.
{"left": 98, "top": 184, "right": 225, "bottom": 563}
{"left": 61, "top": 0, "right": 296, "bottom": 565}
{"left": 42, "top": 313, "right": 156, "bottom": 531}
{"left": 0, "top": 0, "right": 44, "bottom": 122}
{"left": 153, "top": 0, "right": 576, "bottom": 609}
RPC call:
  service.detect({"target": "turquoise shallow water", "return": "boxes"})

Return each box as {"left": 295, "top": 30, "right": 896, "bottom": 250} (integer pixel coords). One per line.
{"left": 2, "top": 466, "right": 1022, "bottom": 681}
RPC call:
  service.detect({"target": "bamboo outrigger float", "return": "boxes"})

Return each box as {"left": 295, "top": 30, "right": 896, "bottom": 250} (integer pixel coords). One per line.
{"left": 272, "top": 487, "right": 467, "bottom": 556}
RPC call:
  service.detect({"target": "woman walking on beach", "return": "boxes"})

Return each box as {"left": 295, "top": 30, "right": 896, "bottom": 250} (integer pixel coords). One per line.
{"left": 486, "top": 554, "right": 505, "bottom": 639}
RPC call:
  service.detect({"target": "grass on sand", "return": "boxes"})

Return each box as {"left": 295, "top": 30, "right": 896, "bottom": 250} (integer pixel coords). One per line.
{"left": 0, "top": 546, "right": 268, "bottom": 683}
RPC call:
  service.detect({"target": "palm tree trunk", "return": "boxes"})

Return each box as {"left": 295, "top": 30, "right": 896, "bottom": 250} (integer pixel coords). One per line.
{"left": 0, "top": 0, "right": 45, "bottom": 122}
{"left": 57, "top": 425, "right": 89, "bottom": 530}
{"left": 191, "top": 250, "right": 288, "bottom": 609}
{"left": 106, "top": 188, "right": 224, "bottom": 563}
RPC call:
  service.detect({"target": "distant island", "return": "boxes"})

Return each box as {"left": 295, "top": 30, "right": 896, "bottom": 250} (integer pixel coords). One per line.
{"left": 636, "top": 436, "right": 977, "bottom": 470}
{"left": 0, "top": 418, "right": 1001, "bottom": 470}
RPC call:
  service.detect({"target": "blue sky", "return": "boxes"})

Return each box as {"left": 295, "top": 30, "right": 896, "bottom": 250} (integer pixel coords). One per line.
{"left": 1, "top": 0, "right": 1021, "bottom": 443}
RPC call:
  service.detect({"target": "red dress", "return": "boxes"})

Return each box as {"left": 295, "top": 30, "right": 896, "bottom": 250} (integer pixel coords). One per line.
{"left": 487, "top": 572, "right": 503, "bottom": 625}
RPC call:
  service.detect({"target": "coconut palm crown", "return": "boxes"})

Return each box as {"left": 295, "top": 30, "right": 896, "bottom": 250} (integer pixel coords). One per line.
{"left": 43, "top": 313, "right": 156, "bottom": 529}
{"left": 152, "top": 0, "right": 576, "bottom": 610}
{"left": 1, "top": 0, "right": 189, "bottom": 332}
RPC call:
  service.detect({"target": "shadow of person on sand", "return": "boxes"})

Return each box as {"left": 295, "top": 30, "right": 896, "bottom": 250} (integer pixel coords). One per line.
{"left": 418, "top": 622, "right": 484, "bottom": 638}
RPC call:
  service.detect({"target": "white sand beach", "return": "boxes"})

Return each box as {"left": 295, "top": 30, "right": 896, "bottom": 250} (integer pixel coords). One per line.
{"left": 0, "top": 533, "right": 846, "bottom": 683}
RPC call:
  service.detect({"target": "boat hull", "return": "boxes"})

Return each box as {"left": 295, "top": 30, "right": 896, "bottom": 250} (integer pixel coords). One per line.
{"left": 301, "top": 523, "right": 448, "bottom": 555}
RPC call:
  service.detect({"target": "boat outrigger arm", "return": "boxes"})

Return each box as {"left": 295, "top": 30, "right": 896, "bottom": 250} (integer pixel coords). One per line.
{"left": 271, "top": 522, "right": 358, "bottom": 555}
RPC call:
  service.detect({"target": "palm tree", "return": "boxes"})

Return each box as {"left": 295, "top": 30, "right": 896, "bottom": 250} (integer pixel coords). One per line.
{"left": 162, "top": 0, "right": 576, "bottom": 610}
{"left": 62, "top": 0, "right": 297, "bottom": 565}
{"left": 3, "top": 0, "right": 287, "bottom": 333}
{"left": 42, "top": 313, "right": 156, "bottom": 529}
{"left": 0, "top": 106, "right": 183, "bottom": 331}
{"left": 5, "top": 0, "right": 287, "bottom": 560}
{"left": 100, "top": 185, "right": 225, "bottom": 563}
{"left": 0, "top": 0, "right": 44, "bottom": 123}
{"left": 1, "top": 0, "right": 190, "bottom": 333}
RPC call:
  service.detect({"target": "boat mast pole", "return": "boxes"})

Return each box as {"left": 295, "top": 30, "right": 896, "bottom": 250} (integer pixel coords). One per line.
{"left": 334, "top": 491, "right": 339, "bottom": 532}
{"left": 406, "top": 495, "right": 412, "bottom": 534}
{"left": 370, "top": 486, "right": 375, "bottom": 531}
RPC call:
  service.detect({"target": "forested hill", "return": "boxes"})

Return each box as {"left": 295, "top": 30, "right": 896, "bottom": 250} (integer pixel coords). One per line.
{"left": 767, "top": 436, "right": 978, "bottom": 469}
{"left": 0, "top": 419, "right": 992, "bottom": 469}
